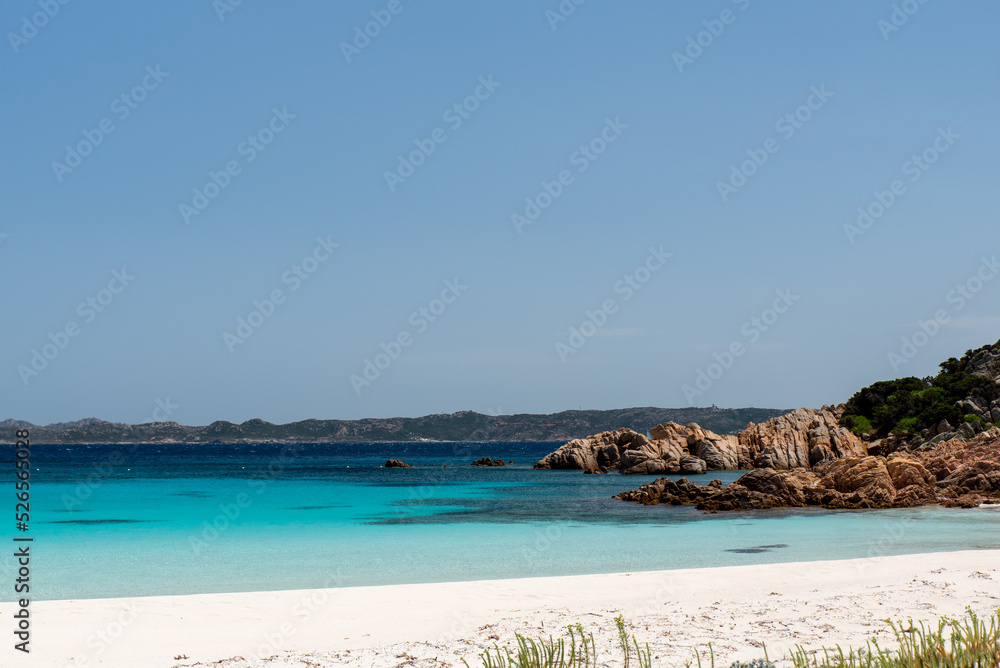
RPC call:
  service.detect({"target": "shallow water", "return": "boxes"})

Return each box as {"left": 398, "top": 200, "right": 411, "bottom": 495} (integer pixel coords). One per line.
{"left": 9, "top": 442, "right": 1000, "bottom": 600}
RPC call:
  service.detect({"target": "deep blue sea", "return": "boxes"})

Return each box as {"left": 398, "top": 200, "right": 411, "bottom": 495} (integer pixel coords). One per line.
{"left": 8, "top": 442, "right": 1000, "bottom": 601}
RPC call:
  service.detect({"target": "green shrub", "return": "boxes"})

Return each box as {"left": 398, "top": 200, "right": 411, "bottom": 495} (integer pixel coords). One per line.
{"left": 840, "top": 343, "right": 1000, "bottom": 438}
{"left": 891, "top": 417, "right": 919, "bottom": 435}
{"left": 964, "top": 413, "right": 986, "bottom": 426}
{"left": 841, "top": 415, "right": 873, "bottom": 436}
{"left": 843, "top": 378, "right": 927, "bottom": 436}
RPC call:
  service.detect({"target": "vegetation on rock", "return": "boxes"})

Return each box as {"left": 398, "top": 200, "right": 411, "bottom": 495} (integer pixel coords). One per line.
{"left": 840, "top": 341, "right": 1000, "bottom": 438}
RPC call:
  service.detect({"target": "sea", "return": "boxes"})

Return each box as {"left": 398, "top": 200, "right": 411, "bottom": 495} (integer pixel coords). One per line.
{"left": 9, "top": 441, "right": 1000, "bottom": 601}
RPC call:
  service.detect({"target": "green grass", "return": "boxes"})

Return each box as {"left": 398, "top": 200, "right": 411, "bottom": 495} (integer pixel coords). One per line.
{"left": 461, "top": 619, "right": 648, "bottom": 668}
{"left": 788, "top": 608, "right": 999, "bottom": 668}
{"left": 463, "top": 609, "right": 999, "bottom": 668}
{"left": 616, "top": 615, "right": 653, "bottom": 668}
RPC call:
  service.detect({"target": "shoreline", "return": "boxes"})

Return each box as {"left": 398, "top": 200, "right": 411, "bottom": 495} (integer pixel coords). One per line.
{"left": 5, "top": 550, "right": 998, "bottom": 667}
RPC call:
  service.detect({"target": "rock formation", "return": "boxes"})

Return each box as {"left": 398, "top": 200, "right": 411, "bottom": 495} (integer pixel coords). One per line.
{"left": 650, "top": 422, "right": 747, "bottom": 470}
{"left": 533, "top": 426, "right": 725, "bottom": 475}
{"left": 615, "top": 428, "right": 1000, "bottom": 511}
{"left": 963, "top": 338, "right": 1000, "bottom": 383}
{"left": 384, "top": 459, "right": 412, "bottom": 468}
{"left": 921, "top": 429, "right": 1000, "bottom": 501}
{"left": 534, "top": 407, "right": 866, "bottom": 474}
{"left": 737, "top": 407, "right": 867, "bottom": 469}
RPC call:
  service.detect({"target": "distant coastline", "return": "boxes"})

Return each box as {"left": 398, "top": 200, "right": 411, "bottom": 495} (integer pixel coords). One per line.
{"left": 0, "top": 406, "right": 787, "bottom": 445}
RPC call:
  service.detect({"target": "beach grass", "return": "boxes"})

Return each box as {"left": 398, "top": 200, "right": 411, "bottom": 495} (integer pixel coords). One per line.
{"left": 788, "top": 607, "right": 999, "bottom": 668}
{"left": 461, "top": 617, "right": 649, "bottom": 668}
{"left": 463, "top": 609, "right": 999, "bottom": 668}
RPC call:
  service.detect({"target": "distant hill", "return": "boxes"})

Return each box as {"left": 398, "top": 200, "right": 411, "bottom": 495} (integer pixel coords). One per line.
{"left": 0, "top": 407, "right": 789, "bottom": 444}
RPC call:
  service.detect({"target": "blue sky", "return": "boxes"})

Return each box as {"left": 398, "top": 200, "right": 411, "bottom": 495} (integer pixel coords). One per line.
{"left": 3, "top": 0, "right": 998, "bottom": 426}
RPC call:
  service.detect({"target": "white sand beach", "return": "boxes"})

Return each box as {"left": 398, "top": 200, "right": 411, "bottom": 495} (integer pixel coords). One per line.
{"left": 7, "top": 550, "right": 999, "bottom": 668}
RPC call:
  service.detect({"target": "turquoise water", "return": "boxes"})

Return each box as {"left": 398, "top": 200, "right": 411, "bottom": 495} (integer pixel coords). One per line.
{"left": 8, "top": 443, "right": 1000, "bottom": 600}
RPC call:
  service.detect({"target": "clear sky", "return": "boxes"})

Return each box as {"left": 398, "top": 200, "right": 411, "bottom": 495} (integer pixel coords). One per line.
{"left": 3, "top": 1, "right": 998, "bottom": 426}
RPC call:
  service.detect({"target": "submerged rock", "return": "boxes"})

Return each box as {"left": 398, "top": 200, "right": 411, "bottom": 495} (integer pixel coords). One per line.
{"left": 616, "top": 458, "right": 897, "bottom": 511}
{"left": 471, "top": 457, "right": 506, "bottom": 467}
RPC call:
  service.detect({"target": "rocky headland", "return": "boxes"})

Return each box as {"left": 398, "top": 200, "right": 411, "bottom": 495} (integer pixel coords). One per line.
{"left": 611, "top": 338, "right": 1000, "bottom": 511}
{"left": 536, "top": 337, "right": 1000, "bottom": 511}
